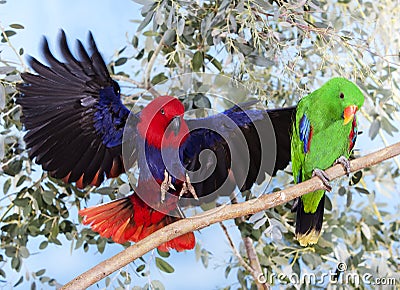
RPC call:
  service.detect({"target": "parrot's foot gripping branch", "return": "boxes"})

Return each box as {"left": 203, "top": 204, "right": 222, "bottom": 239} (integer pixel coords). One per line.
{"left": 334, "top": 155, "right": 351, "bottom": 176}
{"left": 179, "top": 173, "right": 199, "bottom": 200}
{"left": 161, "top": 170, "right": 176, "bottom": 202}
{"left": 312, "top": 168, "right": 332, "bottom": 192}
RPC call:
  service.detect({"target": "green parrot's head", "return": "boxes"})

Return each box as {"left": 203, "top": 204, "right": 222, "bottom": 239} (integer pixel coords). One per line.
{"left": 316, "top": 77, "right": 365, "bottom": 126}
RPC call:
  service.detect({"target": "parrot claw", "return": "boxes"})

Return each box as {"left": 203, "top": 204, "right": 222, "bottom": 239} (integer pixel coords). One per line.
{"left": 161, "top": 170, "right": 176, "bottom": 202}
{"left": 334, "top": 156, "right": 351, "bottom": 176}
{"left": 312, "top": 168, "right": 332, "bottom": 192}
{"left": 179, "top": 173, "right": 199, "bottom": 200}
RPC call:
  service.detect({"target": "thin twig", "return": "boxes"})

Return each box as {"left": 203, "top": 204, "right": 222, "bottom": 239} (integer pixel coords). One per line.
{"left": 144, "top": 35, "right": 165, "bottom": 90}
{"left": 62, "top": 142, "right": 400, "bottom": 289}
{"left": 219, "top": 222, "right": 255, "bottom": 275}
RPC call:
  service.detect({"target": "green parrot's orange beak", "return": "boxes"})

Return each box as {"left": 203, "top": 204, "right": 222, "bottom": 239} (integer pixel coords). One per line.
{"left": 343, "top": 105, "right": 358, "bottom": 125}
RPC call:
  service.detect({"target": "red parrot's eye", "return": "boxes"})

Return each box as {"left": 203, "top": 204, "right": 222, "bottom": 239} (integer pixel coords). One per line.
{"left": 160, "top": 108, "right": 165, "bottom": 115}
{"left": 339, "top": 93, "right": 344, "bottom": 99}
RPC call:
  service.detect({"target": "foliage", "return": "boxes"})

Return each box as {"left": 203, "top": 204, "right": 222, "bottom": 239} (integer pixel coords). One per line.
{"left": 0, "top": 0, "right": 399, "bottom": 289}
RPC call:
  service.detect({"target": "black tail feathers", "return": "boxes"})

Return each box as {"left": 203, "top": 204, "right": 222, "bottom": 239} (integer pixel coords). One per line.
{"left": 295, "top": 195, "right": 325, "bottom": 246}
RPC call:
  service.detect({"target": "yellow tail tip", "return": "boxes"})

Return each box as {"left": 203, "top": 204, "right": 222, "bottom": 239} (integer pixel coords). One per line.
{"left": 296, "top": 230, "right": 321, "bottom": 247}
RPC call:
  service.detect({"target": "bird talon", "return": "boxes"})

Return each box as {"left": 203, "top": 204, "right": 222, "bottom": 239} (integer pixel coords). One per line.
{"left": 161, "top": 170, "right": 175, "bottom": 202}
{"left": 334, "top": 155, "right": 351, "bottom": 176}
{"left": 312, "top": 168, "right": 332, "bottom": 191}
{"left": 179, "top": 173, "right": 199, "bottom": 200}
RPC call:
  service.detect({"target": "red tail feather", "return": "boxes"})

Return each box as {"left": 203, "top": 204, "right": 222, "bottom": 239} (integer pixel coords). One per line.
{"left": 78, "top": 193, "right": 195, "bottom": 252}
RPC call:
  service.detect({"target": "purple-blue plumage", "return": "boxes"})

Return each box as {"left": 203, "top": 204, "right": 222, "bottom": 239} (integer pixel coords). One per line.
{"left": 94, "top": 86, "right": 130, "bottom": 147}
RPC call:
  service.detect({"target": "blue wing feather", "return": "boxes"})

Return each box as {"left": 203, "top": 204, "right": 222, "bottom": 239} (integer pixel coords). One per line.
{"left": 299, "top": 114, "right": 312, "bottom": 153}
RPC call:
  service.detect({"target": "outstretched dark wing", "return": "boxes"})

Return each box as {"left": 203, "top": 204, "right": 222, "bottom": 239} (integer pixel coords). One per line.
{"left": 182, "top": 104, "right": 295, "bottom": 199}
{"left": 16, "top": 30, "right": 135, "bottom": 188}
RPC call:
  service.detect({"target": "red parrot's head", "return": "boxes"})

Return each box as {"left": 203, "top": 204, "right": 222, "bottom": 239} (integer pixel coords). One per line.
{"left": 137, "top": 95, "right": 189, "bottom": 148}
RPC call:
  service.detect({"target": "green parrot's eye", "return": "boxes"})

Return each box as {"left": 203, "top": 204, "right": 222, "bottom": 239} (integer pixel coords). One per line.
{"left": 160, "top": 108, "right": 165, "bottom": 115}
{"left": 339, "top": 93, "right": 345, "bottom": 99}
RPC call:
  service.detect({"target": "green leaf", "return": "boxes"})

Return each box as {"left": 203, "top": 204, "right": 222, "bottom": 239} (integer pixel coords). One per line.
{"left": 324, "top": 195, "right": 332, "bottom": 211}
{"left": 369, "top": 119, "right": 380, "bottom": 140}
{"left": 35, "top": 269, "right": 46, "bottom": 276}
{"left": 95, "top": 186, "right": 117, "bottom": 195}
{"left": 0, "top": 66, "right": 16, "bottom": 74}
{"left": 143, "top": 30, "right": 159, "bottom": 37}
{"left": 18, "top": 246, "right": 29, "bottom": 258}
{"left": 132, "top": 35, "right": 139, "bottom": 48}
{"left": 151, "top": 73, "right": 168, "bottom": 85}
{"left": 380, "top": 116, "right": 398, "bottom": 136}
{"left": 16, "top": 175, "right": 27, "bottom": 187}
{"left": 39, "top": 241, "right": 48, "bottom": 250}
{"left": 136, "top": 264, "right": 145, "bottom": 272}
{"left": 346, "top": 191, "right": 352, "bottom": 207}
{"left": 96, "top": 238, "right": 106, "bottom": 254}
{"left": 11, "top": 256, "right": 21, "bottom": 271}
{"left": 3, "top": 30, "right": 16, "bottom": 38}
{"left": 5, "top": 246, "right": 16, "bottom": 257}
{"left": 200, "top": 249, "right": 209, "bottom": 268}
{"left": 13, "top": 276, "right": 23, "bottom": 287}
{"left": 0, "top": 83, "right": 5, "bottom": 110}
{"left": 13, "top": 197, "right": 30, "bottom": 207}
{"left": 138, "top": 11, "right": 154, "bottom": 32}
{"left": 3, "top": 178, "right": 11, "bottom": 195}
{"left": 355, "top": 187, "right": 369, "bottom": 195}
{"left": 155, "top": 257, "right": 174, "bottom": 273}
{"left": 360, "top": 222, "right": 371, "bottom": 239}
{"left": 150, "top": 280, "right": 165, "bottom": 290}
{"left": 135, "top": 48, "right": 145, "bottom": 60}
{"left": 163, "top": 29, "right": 176, "bottom": 46}
{"left": 10, "top": 24, "right": 24, "bottom": 29}
{"left": 338, "top": 186, "right": 346, "bottom": 196}
{"left": 114, "top": 57, "right": 128, "bottom": 66}
{"left": 2, "top": 159, "right": 22, "bottom": 176}
{"left": 350, "top": 170, "right": 362, "bottom": 185}
{"left": 192, "top": 51, "right": 204, "bottom": 72}
{"left": 157, "top": 248, "right": 170, "bottom": 258}
{"left": 42, "top": 191, "right": 54, "bottom": 205}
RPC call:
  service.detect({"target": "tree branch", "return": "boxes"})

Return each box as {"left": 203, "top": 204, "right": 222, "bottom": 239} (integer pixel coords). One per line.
{"left": 62, "top": 142, "right": 400, "bottom": 290}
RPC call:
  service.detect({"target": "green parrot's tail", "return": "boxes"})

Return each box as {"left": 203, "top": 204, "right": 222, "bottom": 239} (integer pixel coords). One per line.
{"left": 294, "top": 195, "right": 325, "bottom": 246}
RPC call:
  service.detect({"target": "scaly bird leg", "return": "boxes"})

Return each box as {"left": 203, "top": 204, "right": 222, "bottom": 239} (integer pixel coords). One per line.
{"left": 312, "top": 168, "right": 332, "bottom": 192}
{"left": 179, "top": 173, "right": 199, "bottom": 200}
{"left": 161, "top": 170, "right": 176, "bottom": 202}
{"left": 334, "top": 155, "right": 351, "bottom": 176}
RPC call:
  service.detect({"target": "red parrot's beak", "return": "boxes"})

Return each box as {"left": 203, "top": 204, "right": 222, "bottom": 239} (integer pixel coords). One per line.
{"left": 343, "top": 105, "right": 358, "bottom": 125}
{"left": 167, "top": 116, "right": 181, "bottom": 136}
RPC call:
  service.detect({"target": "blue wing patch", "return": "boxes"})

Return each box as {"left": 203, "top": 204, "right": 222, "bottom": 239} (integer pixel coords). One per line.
{"left": 93, "top": 86, "right": 130, "bottom": 147}
{"left": 299, "top": 114, "right": 313, "bottom": 153}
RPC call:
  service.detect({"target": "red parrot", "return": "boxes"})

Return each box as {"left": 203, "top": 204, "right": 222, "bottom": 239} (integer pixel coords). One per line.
{"left": 16, "top": 31, "right": 295, "bottom": 252}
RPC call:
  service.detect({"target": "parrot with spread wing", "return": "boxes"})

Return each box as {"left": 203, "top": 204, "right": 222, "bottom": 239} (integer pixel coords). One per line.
{"left": 16, "top": 30, "right": 295, "bottom": 252}
{"left": 291, "top": 77, "right": 364, "bottom": 246}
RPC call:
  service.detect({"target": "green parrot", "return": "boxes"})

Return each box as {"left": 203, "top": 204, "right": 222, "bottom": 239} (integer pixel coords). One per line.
{"left": 291, "top": 77, "right": 365, "bottom": 246}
